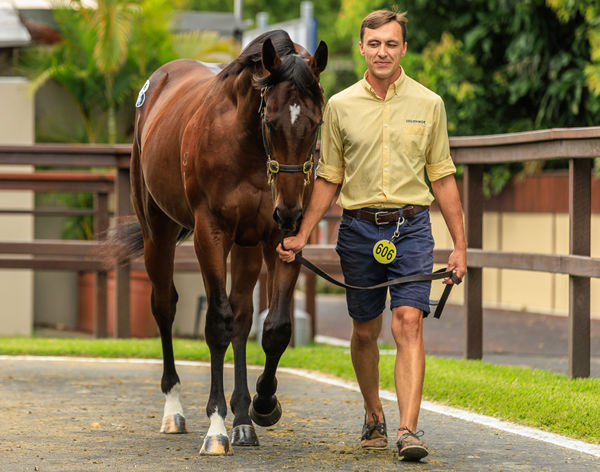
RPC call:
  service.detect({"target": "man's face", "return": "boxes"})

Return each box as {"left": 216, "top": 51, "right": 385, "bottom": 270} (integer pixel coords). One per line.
{"left": 359, "top": 21, "right": 407, "bottom": 81}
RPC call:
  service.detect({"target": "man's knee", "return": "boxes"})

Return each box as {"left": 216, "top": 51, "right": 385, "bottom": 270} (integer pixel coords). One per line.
{"left": 391, "top": 307, "right": 422, "bottom": 342}
{"left": 352, "top": 317, "right": 381, "bottom": 345}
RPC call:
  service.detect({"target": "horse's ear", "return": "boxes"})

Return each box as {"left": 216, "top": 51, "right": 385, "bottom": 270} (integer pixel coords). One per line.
{"left": 262, "top": 38, "right": 282, "bottom": 72}
{"left": 310, "top": 41, "right": 328, "bottom": 76}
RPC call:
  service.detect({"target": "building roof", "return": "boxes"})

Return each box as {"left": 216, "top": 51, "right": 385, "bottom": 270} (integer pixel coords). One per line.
{"left": 0, "top": 2, "right": 31, "bottom": 48}
{"left": 1, "top": 2, "right": 249, "bottom": 49}
{"left": 173, "top": 11, "right": 251, "bottom": 36}
{"left": 9, "top": 0, "right": 96, "bottom": 7}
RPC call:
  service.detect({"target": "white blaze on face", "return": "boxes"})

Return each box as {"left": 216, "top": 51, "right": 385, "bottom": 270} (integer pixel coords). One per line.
{"left": 290, "top": 103, "right": 301, "bottom": 125}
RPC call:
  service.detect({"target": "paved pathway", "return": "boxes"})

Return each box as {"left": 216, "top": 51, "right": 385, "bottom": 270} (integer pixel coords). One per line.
{"left": 1, "top": 357, "right": 598, "bottom": 471}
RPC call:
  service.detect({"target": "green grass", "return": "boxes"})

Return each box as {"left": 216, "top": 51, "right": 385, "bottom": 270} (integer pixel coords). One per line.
{"left": 1, "top": 336, "right": 599, "bottom": 444}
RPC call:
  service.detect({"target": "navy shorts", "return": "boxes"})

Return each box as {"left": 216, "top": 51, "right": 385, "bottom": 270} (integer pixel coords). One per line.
{"left": 335, "top": 208, "right": 434, "bottom": 321}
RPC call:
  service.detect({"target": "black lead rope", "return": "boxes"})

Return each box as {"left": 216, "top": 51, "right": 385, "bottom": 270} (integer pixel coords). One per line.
{"left": 281, "top": 234, "right": 462, "bottom": 319}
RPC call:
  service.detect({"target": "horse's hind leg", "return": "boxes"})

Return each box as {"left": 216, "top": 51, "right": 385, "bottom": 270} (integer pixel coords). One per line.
{"left": 142, "top": 211, "right": 186, "bottom": 434}
{"left": 229, "top": 244, "right": 263, "bottom": 446}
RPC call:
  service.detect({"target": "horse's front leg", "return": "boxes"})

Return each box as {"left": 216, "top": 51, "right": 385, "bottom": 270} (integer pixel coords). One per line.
{"left": 229, "top": 244, "right": 263, "bottom": 446}
{"left": 250, "top": 248, "right": 301, "bottom": 427}
{"left": 194, "top": 219, "right": 234, "bottom": 455}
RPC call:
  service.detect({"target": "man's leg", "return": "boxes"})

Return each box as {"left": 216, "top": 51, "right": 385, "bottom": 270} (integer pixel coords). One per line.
{"left": 391, "top": 305, "right": 424, "bottom": 431}
{"left": 391, "top": 305, "right": 428, "bottom": 459}
{"left": 351, "top": 315, "right": 384, "bottom": 420}
{"left": 351, "top": 315, "right": 387, "bottom": 448}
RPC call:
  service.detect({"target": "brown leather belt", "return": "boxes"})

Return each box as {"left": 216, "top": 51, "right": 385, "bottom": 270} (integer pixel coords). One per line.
{"left": 343, "top": 205, "right": 429, "bottom": 225}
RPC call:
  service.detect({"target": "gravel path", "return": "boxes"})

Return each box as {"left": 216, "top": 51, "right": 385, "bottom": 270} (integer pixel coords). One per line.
{"left": 1, "top": 357, "right": 598, "bottom": 471}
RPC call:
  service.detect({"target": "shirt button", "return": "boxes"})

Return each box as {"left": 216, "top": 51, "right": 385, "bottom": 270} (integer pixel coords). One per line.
{"left": 384, "top": 124, "right": 389, "bottom": 127}
{"left": 384, "top": 168, "right": 389, "bottom": 172}
{"left": 384, "top": 145, "right": 388, "bottom": 149}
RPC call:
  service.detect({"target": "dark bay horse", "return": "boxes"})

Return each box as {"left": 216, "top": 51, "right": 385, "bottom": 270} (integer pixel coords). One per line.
{"left": 121, "top": 30, "right": 327, "bottom": 455}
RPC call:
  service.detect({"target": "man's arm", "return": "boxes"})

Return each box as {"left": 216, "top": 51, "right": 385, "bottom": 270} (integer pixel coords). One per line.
{"left": 430, "top": 174, "right": 467, "bottom": 284}
{"left": 277, "top": 177, "right": 339, "bottom": 262}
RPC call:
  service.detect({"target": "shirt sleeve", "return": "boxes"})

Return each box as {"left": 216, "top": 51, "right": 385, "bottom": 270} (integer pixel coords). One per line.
{"left": 316, "top": 101, "right": 345, "bottom": 184}
{"left": 425, "top": 97, "right": 456, "bottom": 182}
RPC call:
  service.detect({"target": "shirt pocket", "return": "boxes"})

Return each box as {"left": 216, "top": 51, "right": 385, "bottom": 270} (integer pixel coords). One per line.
{"left": 396, "top": 124, "right": 431, "bottom": 159}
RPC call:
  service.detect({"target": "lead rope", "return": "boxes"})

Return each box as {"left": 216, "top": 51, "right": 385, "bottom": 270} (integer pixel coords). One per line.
{"left": 279, "top": 229, "right": 461, "bottom": 319}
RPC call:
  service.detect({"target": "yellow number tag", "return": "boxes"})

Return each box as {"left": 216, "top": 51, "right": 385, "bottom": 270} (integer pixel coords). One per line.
{"left": 372, "top": 240, "right": 397, "bottom": 264}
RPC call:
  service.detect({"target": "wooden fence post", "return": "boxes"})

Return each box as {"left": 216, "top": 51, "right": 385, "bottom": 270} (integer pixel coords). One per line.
{"left": 114, "top": 166, "right": 131, "bottom": 338}
{"left": 463, "top": 164, "right": 483, "bottom": 359}
{"left": 568, "top": 158, "right": 591, "bottom": 378}
{"left": 94, "top": 191, "right": 109, "bottom": 338}
{"left": 305, "top": 230, "right": 317, "bottom": 341}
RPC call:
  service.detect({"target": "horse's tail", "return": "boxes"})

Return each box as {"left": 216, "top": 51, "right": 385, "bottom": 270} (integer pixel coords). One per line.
{"left": 103, "top": 219, "right": 192, "bottom": 268}
{"left": 100, "top": 217, "right": 145, "bottom": 267}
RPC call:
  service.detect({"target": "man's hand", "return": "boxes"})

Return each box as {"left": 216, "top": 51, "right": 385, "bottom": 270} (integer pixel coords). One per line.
{"left": 444, "top": 246, "right": 466, "bottom": 284}
{"left": 276, "top": 234, "right": 308, "bottom": 263}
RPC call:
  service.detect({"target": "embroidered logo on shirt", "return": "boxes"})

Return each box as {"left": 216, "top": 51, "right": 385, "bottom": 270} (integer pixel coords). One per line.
{"left": 405, "top": 119, "right": 426, "bottom": 125}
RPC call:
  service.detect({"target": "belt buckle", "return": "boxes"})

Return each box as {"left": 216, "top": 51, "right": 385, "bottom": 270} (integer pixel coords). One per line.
{"left": 374, "top": 211, "right": 390, "bottom": 225}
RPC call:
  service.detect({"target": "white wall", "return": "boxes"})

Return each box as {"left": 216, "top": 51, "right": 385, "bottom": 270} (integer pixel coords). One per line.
{"left": 0, "top": 77, "right": 34, "bottom": 335}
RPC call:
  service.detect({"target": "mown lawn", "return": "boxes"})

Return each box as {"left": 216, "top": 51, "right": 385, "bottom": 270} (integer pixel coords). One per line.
{"left": 1, "top": 336, "right": 599, "bottom": 444}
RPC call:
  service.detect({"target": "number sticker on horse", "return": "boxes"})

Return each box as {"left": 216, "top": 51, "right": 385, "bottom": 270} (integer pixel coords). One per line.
{"left": 136, "top": 80, "right": 150, "bottom": 108}
{"left": 372, "top": 239, "right": 396, "bottom": 264}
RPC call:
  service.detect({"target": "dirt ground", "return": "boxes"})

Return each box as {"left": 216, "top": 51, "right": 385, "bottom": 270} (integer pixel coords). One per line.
{"left": 0, "top": 357, "right": 598, "bottom": 472}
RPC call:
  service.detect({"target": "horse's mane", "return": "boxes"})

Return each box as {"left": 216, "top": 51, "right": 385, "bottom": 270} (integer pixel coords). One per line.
{"left": 254, "top": 54, "right": 323, "bottom": 107}
{"left": 220, "top": 30, "right": 323, "bottom": 107}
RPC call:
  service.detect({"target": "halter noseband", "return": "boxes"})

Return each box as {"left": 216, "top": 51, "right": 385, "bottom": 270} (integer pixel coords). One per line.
{"left": 259, "top": 87, "right": 316, "bottom": 187}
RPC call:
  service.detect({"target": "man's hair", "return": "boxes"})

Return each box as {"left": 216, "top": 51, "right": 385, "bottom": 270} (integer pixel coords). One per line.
{"left": 360, "top": 9, "right": 408, "bottom": 43}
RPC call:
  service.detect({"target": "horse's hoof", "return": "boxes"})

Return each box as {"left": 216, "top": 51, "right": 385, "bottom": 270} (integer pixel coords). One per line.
{"left": 200, "top": 434, "right": 233, "bottom": 455}
{"left": 250, "top": 397, "right": 282, "bottom": 427}
{"left": 160, "top": 413, "right": 187, "bottom": 434}
{"left": 231, "top": 424, "right": 259, "bottom": 446}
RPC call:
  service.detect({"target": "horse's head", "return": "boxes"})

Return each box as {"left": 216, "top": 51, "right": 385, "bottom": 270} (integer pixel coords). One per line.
{"left": 256, "top": 38, "right": 328, "bottom": 232}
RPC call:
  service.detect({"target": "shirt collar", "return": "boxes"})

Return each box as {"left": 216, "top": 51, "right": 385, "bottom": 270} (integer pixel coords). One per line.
{"left": 360, "top": 67, "right": 406, "bottom": 99}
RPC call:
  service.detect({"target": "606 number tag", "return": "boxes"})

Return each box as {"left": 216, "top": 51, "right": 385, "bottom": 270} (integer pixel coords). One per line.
{"left": 372, "top": 240, "right": 396, "bottom": 264}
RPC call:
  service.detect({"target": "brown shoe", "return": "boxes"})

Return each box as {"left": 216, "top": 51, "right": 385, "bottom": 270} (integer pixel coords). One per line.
{"left": 397, "top": 427, "right": 428, "bottom": 461}
{"left": 360, "top": 413, "right": 387, "bottom": 450}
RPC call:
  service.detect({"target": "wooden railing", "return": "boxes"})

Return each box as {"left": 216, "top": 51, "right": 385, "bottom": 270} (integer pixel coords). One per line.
{"left": 1, "top": 127, "right": 599, "bottom": 377}
{"left": 0, "top": 145, "right": 130, "bottom": 337}
{"left": 449, "top": 127, "right": 600, "bottom": 378}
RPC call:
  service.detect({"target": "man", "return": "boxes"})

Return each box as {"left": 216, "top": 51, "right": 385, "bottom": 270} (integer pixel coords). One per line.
{"left": 277, "top": 9, "right": 467, "bottom": 461}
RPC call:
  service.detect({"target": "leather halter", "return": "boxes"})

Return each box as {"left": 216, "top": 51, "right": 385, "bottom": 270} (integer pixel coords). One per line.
{"left": 259, "top": 87, "right": 316, "bottom": 187}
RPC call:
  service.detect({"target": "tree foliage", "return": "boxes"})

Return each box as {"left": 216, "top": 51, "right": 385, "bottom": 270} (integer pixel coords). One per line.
{"left": 322, "top": 0, "right": 600, "bottom": 192}
{"left": 332, "top": 0, "right": 600, "bottom": 135}
{"left": 17, "top": 0, "right": 600, "bottom": 152}
{"left": 18, "top": 0, "right": 239, "bottom": 143}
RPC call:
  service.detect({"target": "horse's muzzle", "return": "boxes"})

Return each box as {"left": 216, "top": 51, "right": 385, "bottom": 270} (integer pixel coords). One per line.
{"left": 273, "top": 205, "right": 303, "bottom": 232}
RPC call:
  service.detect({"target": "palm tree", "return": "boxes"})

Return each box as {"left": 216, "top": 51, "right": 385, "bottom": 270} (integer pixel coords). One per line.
{"left": 19, "top": 0, "right": 240, "bottom": 144}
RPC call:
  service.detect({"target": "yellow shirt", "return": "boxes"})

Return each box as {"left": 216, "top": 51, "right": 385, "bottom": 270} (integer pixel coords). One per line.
{"left": 317, "top": 70, "right": 456, "bottom": 210}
